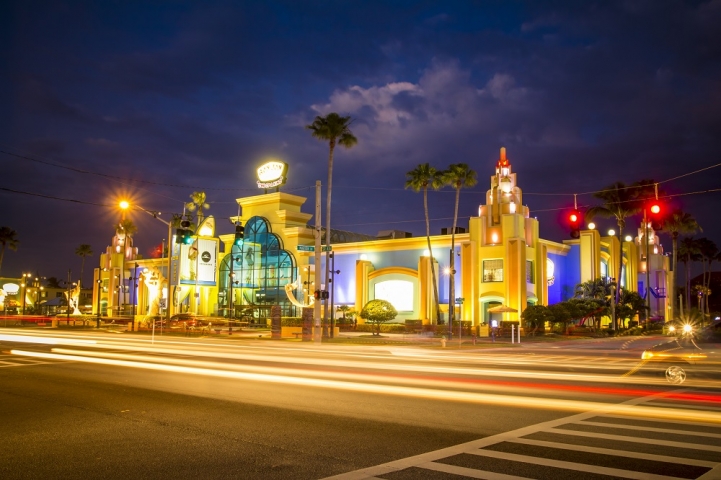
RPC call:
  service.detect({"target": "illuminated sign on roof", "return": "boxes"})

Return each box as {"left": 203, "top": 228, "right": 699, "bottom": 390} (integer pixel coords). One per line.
{"left": 257, "top": 161, "right": 288, "bottom": 189}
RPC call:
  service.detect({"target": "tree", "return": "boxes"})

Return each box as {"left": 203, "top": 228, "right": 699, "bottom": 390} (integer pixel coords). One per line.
{"left": 116, "top": 219, "right": 137, "bottom": 236}
{"left": 186, "top": 191, "right": 210, "bottom": 225}
{"left": 306, "top": 112, "right": 358, "bottom": 323}
{"left": 75, "top": 244, "right": 93, "bottom": 289}
{"left": 440, "top": 163, "right": 477, "bottom": 336}
{"left": 678, "top": 237, "right": 702, "bottom": 314}
{"left": 548, "top": 303, "right": 572, "bottom": 334}
{"left": 696, "top": 238, "right": 718, "bottom": 317}
{"left": 574, "top": 278, "right": 613, "bottom": 329}
{"left": 662, "top": 210, "right": 701, "bottom": 320}
{"left": 586, "top": 181, "right": 651, "bottom": 328}
{"left": 521, "top": 304, "right": 554, "bottom": 336}
{"left": 616, "top": 290, "right": 647, "bottom": 328}
{"left": 0, "top": 226, "right": 19, "bottom": 275}
{"left": 45, "top": 277, "right": 62, "bottom": 289}
{"left": 360, "top": 299, "right": 397, "bottom": 336}
{"left": 405, "top": 163, "right": 444, "bottom": 324}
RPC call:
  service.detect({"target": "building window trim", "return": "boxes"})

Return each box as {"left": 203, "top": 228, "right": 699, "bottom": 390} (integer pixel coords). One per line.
{"left": 483, "top": 259, "right": 504, "bottom": 283}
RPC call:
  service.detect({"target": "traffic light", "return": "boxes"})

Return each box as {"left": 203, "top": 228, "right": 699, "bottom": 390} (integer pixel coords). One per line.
{"left": 175, "top": 228, "right": 185, "bottom": 244}
{"left": 234, "top": 223, "right": 245, "bottom": 246}
{"left": 569, "top": 210, "right": 581, "bottom": 239}
{"left": 179, "top": 220, "right": 194, "bottom": 245}
{"left": 648, "top": 201, "right": 663, "bottom": 231}
{"left": 314, "top": 290, "right": 321, "bottom": 300}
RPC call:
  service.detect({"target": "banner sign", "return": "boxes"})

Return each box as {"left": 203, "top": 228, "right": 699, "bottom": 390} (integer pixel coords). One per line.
{"left": 180, "top": 238, "right": 218, "bottom": 286}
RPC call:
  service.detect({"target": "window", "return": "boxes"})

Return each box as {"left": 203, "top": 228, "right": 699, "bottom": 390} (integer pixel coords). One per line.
{"left": 483, "top": 259, "right": 503, "bottom": 282}
{"left": 374, "top": 280, "right": 413, "bottom": 312}
{"left": 526, "top": 260, "right": 534, "bottom": 284}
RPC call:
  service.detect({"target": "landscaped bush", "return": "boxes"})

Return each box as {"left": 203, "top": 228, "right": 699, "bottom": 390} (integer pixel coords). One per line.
{"left": 281, "top": 317, "right": 303, "bottom": 327}
{"left": 355, "top": 323, "right": 406, "bottom": 334}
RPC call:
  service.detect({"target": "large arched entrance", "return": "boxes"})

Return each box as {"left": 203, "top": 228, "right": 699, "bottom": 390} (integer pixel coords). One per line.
{"left": 218, "top": 216, "right": 298, "bottom": 322}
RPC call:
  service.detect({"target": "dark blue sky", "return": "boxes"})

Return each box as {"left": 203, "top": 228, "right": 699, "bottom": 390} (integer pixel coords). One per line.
{"left": 1, "top": 1, "right": 720, "bottom": 282}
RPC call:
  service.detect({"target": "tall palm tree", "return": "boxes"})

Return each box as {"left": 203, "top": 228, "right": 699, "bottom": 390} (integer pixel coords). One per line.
{"left": 306, "top": 112, "right": 358, "bottom": 320}
{"left": 662, "top": 209, "right": 700, "bottom": 320}
{"left": 186, "top": 191, "right": 210, "bottom": 225}
{"left": 116, "top": 219, "right": 137, "bottom": 236}
{"left": 696, "top": 238, "right": 718, "bottom": 317}
{"left": 585, "top": 181, "right": 649, "bottom": 329}
{"left": 405, "top": 163, "right": 444, "bottom": 324}
{"left": 441, "top": 163, "right": 477, "bottom": 336}
{"left": 0, "top": 226, "right": 19, "bottom": 276}
{"left": 678, "top": 236, "right": 702, "bottom": 314}
{"left": 75, "top": 244, "right": 93, "bottom": 289}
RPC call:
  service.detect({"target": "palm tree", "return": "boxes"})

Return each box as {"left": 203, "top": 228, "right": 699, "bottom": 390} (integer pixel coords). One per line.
{"left": 186, "top": 191, "right": 210, "bottom": 225}
{"left": 306, "top": 112, "right": 358, "bottom": 319}
{"left": 75, "top": 244, "right": 93, "bottom": 289}
{"left": 573, "top": 278, "right": 613, "bottom": 330}
{"left": 116, "top": 219, "right": 137, "bottom": 236}
{"left": 406, "top": 163, "right": 444, "bottom": 324}
{"left": 585, "top": 181, "right": 649, "bottom": 329}
{"left": 441, "top": 163, "right": 477, "bottom": 336}
{"left": 696, "top": 238, "right": 718, "bottom": 318}
{"left": 0, "top": 226, "right": 19, "bottom": 275}
{"left": 678, "top": 236, "right": 702, "bottom": 314}
{"left": 662, "top": 209, "right": 701, "bottom": 320}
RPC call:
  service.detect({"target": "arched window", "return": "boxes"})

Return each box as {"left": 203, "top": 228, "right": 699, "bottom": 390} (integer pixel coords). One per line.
{"left": 218, "top": 216, "right": 297, "bottom": 320}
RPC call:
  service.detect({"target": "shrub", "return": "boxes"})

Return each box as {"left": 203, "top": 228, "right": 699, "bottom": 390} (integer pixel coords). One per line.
{"left": 281, "top": 317, "right": 303, "bottom": 327}
{"left": 360, "top": 299, "right": 398, "bottom": 336}
{"left": 355, "top": 323, "right": 406, "bottom": 334}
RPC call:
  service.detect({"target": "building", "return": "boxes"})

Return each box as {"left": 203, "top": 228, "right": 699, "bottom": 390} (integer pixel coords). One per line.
{"left": 91, "top": 149, "right": 670, "bottom": 329}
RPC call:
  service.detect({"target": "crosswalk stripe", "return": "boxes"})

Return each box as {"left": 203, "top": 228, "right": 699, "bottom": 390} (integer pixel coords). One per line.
{"left": 645, "top": 401, "right": 721, "bottom": 412}
{"left": 421, "top": 461, "right": 530, "bottom": 479}
{"left": 598, "top": 413, "right": 721, "bottom": 429}
{"left": 548, "top": 427, "right": 721, "bottom": 452}
{"left": 467, "top": 448, "right": 689, "bottom": 480}
{"left": 577, "top": 420, "right": 721, "bottom": 438}
{"left": 509, "top": 437, "right": 718, "bottom": 468}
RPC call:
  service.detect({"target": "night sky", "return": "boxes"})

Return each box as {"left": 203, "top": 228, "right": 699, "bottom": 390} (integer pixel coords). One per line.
{"left": 2, "top": 1, "right": 720, "bottom": 284}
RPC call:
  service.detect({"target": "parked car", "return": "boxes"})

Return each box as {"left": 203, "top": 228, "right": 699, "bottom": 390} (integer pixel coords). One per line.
{"left": 640, "top": 322, "right": 721, "bottom": 385}
{"left": 169, "top": 313, "right": 214, "bottom": 328}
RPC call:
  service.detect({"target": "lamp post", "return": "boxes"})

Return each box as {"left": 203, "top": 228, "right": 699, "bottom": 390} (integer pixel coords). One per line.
{"left": 21, "top": 277, "right": 27, "bottom": 316}
{"left": 120, "top": 201, "right": 174, "bottom": 323}
{"left": 96, "top": 279, "right": 102, "bottom": 328}
{"left": 328, "top": 252, "right": 340, "bottom": 339}
{"left": 610, "top": 277, "right": 616, "bottom": 331}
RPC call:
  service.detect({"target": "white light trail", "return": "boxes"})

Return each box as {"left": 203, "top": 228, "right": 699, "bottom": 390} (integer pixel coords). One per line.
{"left": 11, "top": 348, "right": 721, "bottom": 424}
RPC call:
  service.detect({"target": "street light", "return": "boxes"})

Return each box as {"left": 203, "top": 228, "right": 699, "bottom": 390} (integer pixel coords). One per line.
{"left": 328, "top": 252, "right": 340, "bottom": 338}
{"left": 119, "top": 201, "right": 175, "bottom": 323}
{"left": 96, "top": 279, "right": 102, "bottom": 328}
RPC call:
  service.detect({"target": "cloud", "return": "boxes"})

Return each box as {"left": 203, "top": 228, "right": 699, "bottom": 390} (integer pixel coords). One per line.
{"left": 305, "top": 60, "right": 541, "bottom": 172}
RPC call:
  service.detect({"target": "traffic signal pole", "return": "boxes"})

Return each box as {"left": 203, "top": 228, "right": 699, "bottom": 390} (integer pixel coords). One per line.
{"left": 314, "top": 181, "right": 322, "bottom": 343}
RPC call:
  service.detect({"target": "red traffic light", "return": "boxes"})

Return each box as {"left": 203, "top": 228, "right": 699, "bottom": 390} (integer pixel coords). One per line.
{"left": 568, "top": 209, "right": 581, "bottom": 239}
{"left": 650, "top": 203, "right": 661, "bottom": 215}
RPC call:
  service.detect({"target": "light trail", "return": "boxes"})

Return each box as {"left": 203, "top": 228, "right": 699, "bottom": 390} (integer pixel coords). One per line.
{"left": 11, "top": 348, "right": 721, "bottom": 425}
{"left": 0, "top": 334, "right": 96, "bottom": 346}
{"left": 47, "top": 347, "right": 721, "bottom": 403}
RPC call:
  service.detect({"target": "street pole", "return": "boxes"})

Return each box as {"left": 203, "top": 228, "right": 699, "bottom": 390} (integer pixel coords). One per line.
{"left": 314, "top": 180, "right": 322, "bottom": 343}
{"left": 610, "top": 278, "right": 616, "bottom": 331}
{"left": 644, "top": 208, "right": 652, "bottom": 325}
{"left": 132, "top": 262, "right": 138, "bottom": 319}
{"left": 66, "top": 269, "right": 72, "bottom": 323}
{"left": 96, "top": 279, "right": 101, "bottom": 328}
{"left": 21, "top": 281, "right": 26, "bottom": 316}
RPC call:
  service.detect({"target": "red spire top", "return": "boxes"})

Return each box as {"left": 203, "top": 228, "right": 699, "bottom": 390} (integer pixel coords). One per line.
{"left": 496, "top": 147, "right": 510, "bottom": 169}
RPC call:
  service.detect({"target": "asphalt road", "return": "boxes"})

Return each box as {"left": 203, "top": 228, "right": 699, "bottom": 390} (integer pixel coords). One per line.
{"left": 1, "top": 329, "right": 719, "bottom": 479}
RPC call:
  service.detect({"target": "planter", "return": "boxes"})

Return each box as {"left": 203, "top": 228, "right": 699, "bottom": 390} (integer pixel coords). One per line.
{"left": 280, "top": 326, "right": 341, "bottom": 338}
